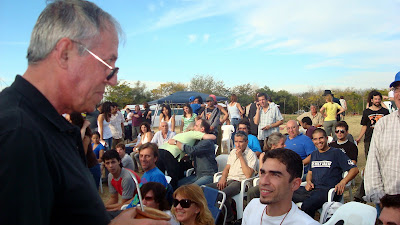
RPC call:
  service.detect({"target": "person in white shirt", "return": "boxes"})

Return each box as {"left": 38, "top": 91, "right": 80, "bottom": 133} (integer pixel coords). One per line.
{"left": 243, "top": 148, "right": 319, "bottom": 225}
{"left": 151, "top": 121, "right": 176, "bottom": 146}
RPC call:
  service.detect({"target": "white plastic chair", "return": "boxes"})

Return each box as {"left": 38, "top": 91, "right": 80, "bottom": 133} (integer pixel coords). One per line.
{"left": 215, "top": 154, "right": 229, "bottom": 172}
{"left": 322, "top": 202, "right": 377, "bottom": 225}
{"left": 221, "top": 125, "right": 235, "bottom": 154}
{"left": 213, "top": 172, "right": 256, "bottom": 220}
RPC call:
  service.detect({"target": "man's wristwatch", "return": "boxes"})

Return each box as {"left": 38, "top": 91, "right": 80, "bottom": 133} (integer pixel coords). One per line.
{"left": 174, "top": 140, "right": 178, "bottom": 145}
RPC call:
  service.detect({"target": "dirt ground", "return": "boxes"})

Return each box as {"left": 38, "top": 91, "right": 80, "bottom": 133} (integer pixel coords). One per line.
{"left": 99, "top": 114, "right": 366, "bottom": 206}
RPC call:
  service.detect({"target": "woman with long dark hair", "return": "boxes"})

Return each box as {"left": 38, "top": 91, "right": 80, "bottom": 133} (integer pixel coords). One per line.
{"left": 97, "top": 101, "right": 113, "bottom": 150}
{"left": 181, "top": 103, "right": 196, "bottom": 132}
{"left": 159, "top": 104, "right": 175, "bottom": 132}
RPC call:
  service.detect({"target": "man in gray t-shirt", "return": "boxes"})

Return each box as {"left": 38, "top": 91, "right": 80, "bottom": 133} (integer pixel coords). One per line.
{"left": 116, "top": 143, "right": 136, "bottom": 171}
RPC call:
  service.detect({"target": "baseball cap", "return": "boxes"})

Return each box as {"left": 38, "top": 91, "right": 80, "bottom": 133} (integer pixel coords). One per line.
{"left": 389, "top": 71, "right": 400, "bottom": 87}
{"left": 209, "top": 94, "right": 217, "bottom": 102}
{"left": 206, "top": 96, "right": 214, "bottom": 102}
{"left": 189, "top": 96, "right": 195, "bottom": 102}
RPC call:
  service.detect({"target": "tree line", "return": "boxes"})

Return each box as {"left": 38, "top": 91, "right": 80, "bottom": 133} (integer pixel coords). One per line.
{"left": 105, "top": 75, "right": 389, "bottom": 115}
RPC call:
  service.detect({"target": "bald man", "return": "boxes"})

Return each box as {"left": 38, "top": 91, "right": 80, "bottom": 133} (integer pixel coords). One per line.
{"left": 285, "top": 120, "right": 316, "bottom": 176}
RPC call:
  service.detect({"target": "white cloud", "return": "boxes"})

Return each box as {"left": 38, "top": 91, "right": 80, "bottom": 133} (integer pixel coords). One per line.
{"left": 188, "top": 34, "right": 197, "bottom": 43}
{"left": 203, "top": 34, "right": 210, "bottom": 42}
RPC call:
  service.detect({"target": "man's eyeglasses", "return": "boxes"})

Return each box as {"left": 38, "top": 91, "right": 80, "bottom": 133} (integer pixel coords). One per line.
{"left": 335, "top": 129, "right": 345, "bottom": 134}
{"left": 172, "top": 199, "right": 195, "bottom": 208}
{"left": 72, "top": 40, "right": 119, "bottom": 80}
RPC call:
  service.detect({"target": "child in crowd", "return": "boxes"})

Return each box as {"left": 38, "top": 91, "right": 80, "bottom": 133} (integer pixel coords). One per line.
{"left": 92, "top": 132, "right": 106, "bottom": 163}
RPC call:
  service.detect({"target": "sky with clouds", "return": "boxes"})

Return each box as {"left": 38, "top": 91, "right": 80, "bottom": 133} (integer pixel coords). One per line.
{"left": 1, "top": 0, "right": 399, "bottom": 93}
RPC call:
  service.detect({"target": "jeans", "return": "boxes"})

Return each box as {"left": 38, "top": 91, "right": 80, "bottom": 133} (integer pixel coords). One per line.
{"left": 323, "top": 120, "right": 337, "bottom": 138}
{"left": 104, "top": 137, "right": 112, "bottom": 150}
{"left": 178, "top": 174, "right": 214, "bottom": 187}
{"left": 89, "top": 163, "right": 101, "bottom": 190}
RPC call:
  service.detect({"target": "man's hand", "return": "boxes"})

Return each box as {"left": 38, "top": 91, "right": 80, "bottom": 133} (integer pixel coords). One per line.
{"left": 167, "top": 139, "right": 176, "bottom": 145}
{"left": 305, "top": 181, "right": 314, "bottom": 191}
{"left": 262, "top": 125, "right": 271, "bottom": 130}
{"left": 355, "top": 138, "right": 361, "bottom": 144}
{"left": 110, "top": 208, "right": 170, "bottom": 225}
{"left": 235, "top": 149, "right": 243, "bottom": 158}
{"left": 334, "top": 180, "right": 347, "bottom": 195}
{"left": 217, "top": 177, "right": 227, "bottom": 190}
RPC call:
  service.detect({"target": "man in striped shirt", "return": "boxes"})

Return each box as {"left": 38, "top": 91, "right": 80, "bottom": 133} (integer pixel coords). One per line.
{"left": 365, "top": 72, "right": 400, "bottom": 208}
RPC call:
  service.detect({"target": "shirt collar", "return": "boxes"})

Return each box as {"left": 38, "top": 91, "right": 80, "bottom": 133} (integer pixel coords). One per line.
{"left": 12, "top": 75, "right": 76, "bottom": 133}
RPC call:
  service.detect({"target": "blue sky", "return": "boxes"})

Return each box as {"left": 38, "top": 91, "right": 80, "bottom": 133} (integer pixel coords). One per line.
{"left": 1, "top": 0, "right": 400, "bottom": 93}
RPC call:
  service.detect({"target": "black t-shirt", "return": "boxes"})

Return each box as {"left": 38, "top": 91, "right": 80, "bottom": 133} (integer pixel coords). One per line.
{"left": 329, "top": 140, "right": 358, "bottom": 162}
{"left": 0, "top": 76, "right": 110, "bottom": 225}
{"left": 360, "top": 107, "right": 389, "bottom": 142}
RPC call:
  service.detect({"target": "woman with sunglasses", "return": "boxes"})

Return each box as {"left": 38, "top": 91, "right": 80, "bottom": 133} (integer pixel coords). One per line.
{"left": 172, "top": 184, "right": 214, "bottom": 225}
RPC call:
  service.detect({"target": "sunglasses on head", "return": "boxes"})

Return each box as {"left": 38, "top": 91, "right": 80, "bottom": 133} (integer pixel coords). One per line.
{"left": 173, "top": 199, "right": 195, "bottom": 208}
{"left": 335, "top": 129, "right": 346, "bottom": 134}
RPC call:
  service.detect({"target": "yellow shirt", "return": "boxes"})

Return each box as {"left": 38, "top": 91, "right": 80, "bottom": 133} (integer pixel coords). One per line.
{"left": 323, "top": 102, "right": 342, "bottom": 121}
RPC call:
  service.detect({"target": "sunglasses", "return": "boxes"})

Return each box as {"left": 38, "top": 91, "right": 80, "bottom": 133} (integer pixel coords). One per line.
{"left": 173, "top": 199, "right": 195, "bottom": 208}
{"left": 143, "top": 196, "right": 154, "bottom": 201}
{"left": 335, "top": 129, "right": 346, "bottom": 134}
{"left": 72, "top": 40, "right": 119, "bottom": 81}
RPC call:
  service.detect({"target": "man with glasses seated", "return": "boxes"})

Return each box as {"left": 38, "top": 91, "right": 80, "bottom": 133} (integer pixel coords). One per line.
{"left": 329, "top": 121, "right": 358, "bottom": 165}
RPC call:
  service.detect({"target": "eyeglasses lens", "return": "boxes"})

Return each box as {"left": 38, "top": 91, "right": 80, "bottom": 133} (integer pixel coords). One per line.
{"left": 335, "top": 130, "right": 345, "bottom": 134}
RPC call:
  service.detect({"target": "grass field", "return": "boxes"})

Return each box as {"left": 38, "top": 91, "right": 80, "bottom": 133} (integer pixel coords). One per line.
{"left": 99, "top": 114, "right": 366, "bottom": 206}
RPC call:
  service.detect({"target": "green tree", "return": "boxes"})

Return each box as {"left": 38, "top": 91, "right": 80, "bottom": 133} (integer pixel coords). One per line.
{"left": 189, "top": 75, "right": 229, "bottom": 97}
{"left": 151, "top": 82, "right": 187, "bottom": 99}
{"left": 230, "top": 83, "right": 258, "bottom": 106}
{"left": 131, "top": 81, "right": 151, "bottom": 104}
{"left": 105, "top": 81, "right": 134, "bottom": 107}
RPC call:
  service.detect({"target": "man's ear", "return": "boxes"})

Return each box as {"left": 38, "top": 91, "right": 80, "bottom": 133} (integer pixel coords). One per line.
{"left": 53, "top": 37, "right": 74, "bottom": 69}
{"left": 291, "top": 177, "right": 302, "bottom": 191}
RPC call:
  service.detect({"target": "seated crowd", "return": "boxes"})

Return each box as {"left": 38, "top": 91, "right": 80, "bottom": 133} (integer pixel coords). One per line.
{"left": 84, "top": 90, "right": 396, "bottom": 225}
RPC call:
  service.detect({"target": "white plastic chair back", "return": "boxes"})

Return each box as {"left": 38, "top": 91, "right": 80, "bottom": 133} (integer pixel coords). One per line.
{"left": 215, "top": 154, "right": 229, "bottom": 172}
{"left": 322, "top": 202, "right": 376, "bottom": 225}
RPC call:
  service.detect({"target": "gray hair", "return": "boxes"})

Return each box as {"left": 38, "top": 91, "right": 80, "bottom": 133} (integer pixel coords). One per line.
{"left": 264, "top": 132, "right": 285, "bottom": 151}
{"left": 27, "top": 0, "right": 123, "bottom": 64}
{"left": 234, "top": 131, "right": 248, "bottom": 141}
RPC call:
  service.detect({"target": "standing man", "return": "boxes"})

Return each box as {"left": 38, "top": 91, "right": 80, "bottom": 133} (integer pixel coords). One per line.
{"left": 355, "top": 90, "right": 389, "bottom": 157}
{"left": 131, "top": 105, "right": 143, "bottom": 141}
{"left": 247, "top": 92, "right": 259, "bottom": 136}
{"left": 243, "top": 149, "right": 319, "bottom": 225}
{"left": 254, "top": 93, "right": 284, "bottom": 149}
{"left": 339, "top": 96, "right": 347, "bottom": 121}
{"left": 364, "top": 73, "right": 400, "bottom": 207}
{"left": 110, "top": 102, "right": 125, "bottom": 149}
{"left": 201, "top": 96, "right": 221, "bottom": 136}
{"left": 0, "top": 1, "right": 168, "bottom": 224}
{"left": 297, "top": 105, "right": 324, "bottom": 127}
{"left": 206, "top": 131, "right": 257, "bottom": 223}
{"left": 151, "top": 121, "right": 176, "bottom": 146}
{"left": 172, "top": 119, "right": 218, "bottom": 186}
{"left": 237, "top": 119, "right": 262, "bottom": 156}
{"left": 86, "top": 104, "right": 102, "bottom": 132}
{"left": 285, "top": 120, "right": 315, "bottom": 173}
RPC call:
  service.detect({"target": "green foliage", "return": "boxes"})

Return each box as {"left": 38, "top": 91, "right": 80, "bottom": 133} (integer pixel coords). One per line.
{"left": 151, "top": 82, "right": 187, "bottom": 99}
{"left": 189, "top": 75, "right": 230, "bottom": 97}
{"left": 105, "top": 81, "right": 134, "bottom": 107}
{"left": 105, "top": 81, "right": 151, "bottom": 106}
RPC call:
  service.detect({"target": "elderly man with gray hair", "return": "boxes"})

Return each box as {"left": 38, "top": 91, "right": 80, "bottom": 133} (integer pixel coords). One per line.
{"left": 0, "top": 1, "right": 167, "bottom": 224}
{"left": 297, "top": 104, "right": 324, "bottom": 127}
